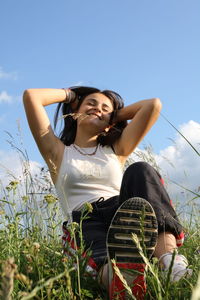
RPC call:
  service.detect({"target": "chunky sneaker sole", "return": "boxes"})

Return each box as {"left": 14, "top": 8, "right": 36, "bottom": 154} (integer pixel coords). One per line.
{"left": 107, "top": 197, "right": 158, "bottom": 300}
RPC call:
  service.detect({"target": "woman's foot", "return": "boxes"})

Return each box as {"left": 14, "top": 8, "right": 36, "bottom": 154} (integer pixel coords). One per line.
{"left": 159, "top": 252, "right": 193, "bottom": 282}
{"left": 106, "top": 197, "right": 158, "bottom": 299}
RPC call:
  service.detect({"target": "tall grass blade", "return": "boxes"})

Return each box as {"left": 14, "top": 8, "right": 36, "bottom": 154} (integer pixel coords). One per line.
{"left": 191, "top": 272, "right": 200, "bottom": 300}
{"left": 111, "top": 259, "right": 136, "bottom": 300}
{"left": 160, "top": 112, "right": 200, "bottom": 156}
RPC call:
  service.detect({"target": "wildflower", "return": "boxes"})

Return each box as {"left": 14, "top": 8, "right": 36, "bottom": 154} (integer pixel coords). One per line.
{"left": 23, "top": 238, "right": 30, "bottom": 248}
{"left": 33, "top": 242, "right": 40, "bottom": 249}
{"left": 0, "top": 209, "right": 5, "bottom": 215}
{"left": 84, "top": 202, "right": 93, "bottom": 213}
{"left": 22, "top": 195, "right": 29, "bottom": 202}
{"left": 32, "top": 242, "right": 40, "bottom": 253}
{"left": 7, "top": 223, "right": 15, "bottom": 230}
{"left": 62, "top": 257, "right": 68, "bottom": 263}
{"left": 5, "top": 180, "right": 19, "bottom": 192}
{"left": 26, "top": 265, "right": 33, "bottom": 273}
{"left": 70, "top": 222, "right": 79, "bottom": 231}
{"left": 15, "top": 273, "right": 32, "bottom": 286}
{"left": 18, "top": 292, "right": 29, "bottom": 298}
{"left": 44, "top": 194, "right": 58, "bottom": 204}
{"left": 25, "top": 254, "right": 33, "bottom": 263}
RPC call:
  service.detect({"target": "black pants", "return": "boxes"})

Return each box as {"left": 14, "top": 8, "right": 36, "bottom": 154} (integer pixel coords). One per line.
{"left": 70, "top": 162, "right": 183, "bottom": 267}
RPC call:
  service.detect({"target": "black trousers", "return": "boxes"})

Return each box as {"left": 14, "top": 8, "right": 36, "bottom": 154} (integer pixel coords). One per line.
{"left": 70, "top": 162, "right": 183, "bottom": 267}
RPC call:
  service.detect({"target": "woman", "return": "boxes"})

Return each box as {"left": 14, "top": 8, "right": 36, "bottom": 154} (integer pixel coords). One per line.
{"left": 23, "top": 86, "right": 191, "bottom": 299}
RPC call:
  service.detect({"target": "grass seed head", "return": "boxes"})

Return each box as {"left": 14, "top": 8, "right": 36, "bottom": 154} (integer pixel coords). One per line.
{"left": 0, "top": 257, "right": 17, "bottom": 300}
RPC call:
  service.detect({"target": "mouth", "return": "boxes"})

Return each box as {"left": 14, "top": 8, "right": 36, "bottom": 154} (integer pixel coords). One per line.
{"left": 87, "top": 113, "right": 102, "bottom": 120}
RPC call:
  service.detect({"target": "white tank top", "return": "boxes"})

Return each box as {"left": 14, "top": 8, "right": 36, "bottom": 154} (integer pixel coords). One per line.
{"left": 55, "top": 144, "right": 123, "bottom": 218}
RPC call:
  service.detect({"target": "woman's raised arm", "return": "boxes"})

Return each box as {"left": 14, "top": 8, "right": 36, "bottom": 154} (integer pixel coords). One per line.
{"left": 23, "top": 88, "right": 75, "bottom": 180}
{"left": 113, "top": 98, "right": 162, "bottom": 158}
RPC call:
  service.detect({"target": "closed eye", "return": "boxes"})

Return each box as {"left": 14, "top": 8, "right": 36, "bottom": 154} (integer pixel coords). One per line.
{"left": 86, "top": 98, "right": 113, "bottom": 112}
{"left": 102, "top": 105, "right": 112, "bottom": 113}
{"left": 87, "top": 100, "right": 96, "bottom": 106}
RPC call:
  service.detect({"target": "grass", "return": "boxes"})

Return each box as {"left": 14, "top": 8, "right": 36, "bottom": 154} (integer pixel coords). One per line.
{"left": 0, "top": 131, "right": 200, "bottom": 299}
{"left": 0, "top": 173, "right": 199, "bottom": 299}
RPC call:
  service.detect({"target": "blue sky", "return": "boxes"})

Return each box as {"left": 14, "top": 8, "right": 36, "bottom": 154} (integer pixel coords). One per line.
{"left": 0, "top": 0, "right": 200, "bottom": 202}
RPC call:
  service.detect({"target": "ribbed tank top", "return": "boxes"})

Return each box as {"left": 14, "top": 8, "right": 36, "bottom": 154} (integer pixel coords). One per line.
{"left": 55, "top": 144, "right": 123, "bottom": 219}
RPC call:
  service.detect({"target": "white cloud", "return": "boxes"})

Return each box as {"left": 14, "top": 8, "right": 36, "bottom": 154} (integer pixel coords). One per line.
{"left": 71, "top": 81, "right": 85, "bottom": 86}
{"left": 128, "top": 121, "right": 200, "bottom": 217}
{"left": 0, "top": 151, "right": 58, "bottom": 227}
{"left": 0, "top": 66, "right": 18, "bottom": 80}
{"left": 0, "top": 91, "right": 13, "bottom": 103}
{"left": 154, "top": 120, "right": 200, "bottom": 214}
{"left": 0, "top": 150, "right": 42, "bottom": 187}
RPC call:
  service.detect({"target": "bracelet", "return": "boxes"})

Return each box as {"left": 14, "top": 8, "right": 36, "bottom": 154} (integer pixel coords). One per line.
{"left": 62, "top": 88, "right": 76, "bottom": 103}
{"left": 62, "top": 88, "right": 71, "bottom": 103}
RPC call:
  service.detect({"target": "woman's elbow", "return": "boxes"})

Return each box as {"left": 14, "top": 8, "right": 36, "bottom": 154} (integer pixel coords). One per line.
{"left": 23, "top": 89, "right": 34, "bottom": 103}
{"left": 152, "top": 97, "right": 162, "bottom": 112}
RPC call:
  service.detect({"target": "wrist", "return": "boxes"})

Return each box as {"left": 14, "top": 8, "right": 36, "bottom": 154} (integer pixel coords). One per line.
{"left": 62, "top": 88, "right": 76, "bottom": 103}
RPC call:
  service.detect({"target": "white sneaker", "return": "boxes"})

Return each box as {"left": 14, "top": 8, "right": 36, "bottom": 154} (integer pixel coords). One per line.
{"left": 160, "top": 252, "right": 193, "bottom": 282}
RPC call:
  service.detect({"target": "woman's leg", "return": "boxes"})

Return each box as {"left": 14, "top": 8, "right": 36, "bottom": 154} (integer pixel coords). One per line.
{"left": 62, "top": 197, "right": 120, "bottom": 284}
{"left": 119, "top": 161, "right": 183, "bottom": 239}
{"left": 154, "top": 232, "right": 177, "bottom": 258}
{"left": 118, "top": 162, "right": 191, "bottom": 282}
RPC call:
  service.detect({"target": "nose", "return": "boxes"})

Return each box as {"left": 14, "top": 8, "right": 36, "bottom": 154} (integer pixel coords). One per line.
{"left": 93, "top": 104, "right": 101, "bottom": 113}
{"left": 90, "top": 105, "right": 102, "bottom": 119}
{"left": 94, "top": 107, "right": 101, "bottom": 113}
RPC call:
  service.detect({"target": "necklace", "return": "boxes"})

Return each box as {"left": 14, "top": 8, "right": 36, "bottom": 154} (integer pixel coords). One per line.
{"left": 72, "top": 144, "right": 98, "bottom": 156}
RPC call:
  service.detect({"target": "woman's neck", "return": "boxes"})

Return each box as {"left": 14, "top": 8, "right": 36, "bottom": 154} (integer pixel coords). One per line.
{"left": 74, "top": 130, "right": 98, "bottom": 148}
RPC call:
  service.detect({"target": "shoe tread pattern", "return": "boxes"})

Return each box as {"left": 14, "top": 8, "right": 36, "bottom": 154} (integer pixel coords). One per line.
{"left": 107, "top": 197, "right": 158, "bottom": 264}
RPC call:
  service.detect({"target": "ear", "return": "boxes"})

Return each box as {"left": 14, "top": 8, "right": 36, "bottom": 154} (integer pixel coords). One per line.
{"left": 105, "top": 125, "right": 112, "bottom": 132}
{"left": 70, "top": 98, "right": 79, "bottom": 112}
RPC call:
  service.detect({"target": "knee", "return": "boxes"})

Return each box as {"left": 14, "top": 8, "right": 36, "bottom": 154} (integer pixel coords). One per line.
{"left": 124, "top": 161, "right": 159, "bottom": 179}
{"left": 125, "top": 161, "right": 152, "bottom": 173}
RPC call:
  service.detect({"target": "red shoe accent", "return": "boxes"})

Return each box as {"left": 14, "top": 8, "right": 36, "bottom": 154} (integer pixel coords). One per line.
{"left": 109, "top": 262, "right": 146, "bottom": 300}
{"left": 176, "top": 231, "right": 185, "bottom": 247}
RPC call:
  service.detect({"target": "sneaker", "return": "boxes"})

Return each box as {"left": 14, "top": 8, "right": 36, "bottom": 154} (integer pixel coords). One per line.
{"left": 107, "top": 197, "right": 158, "bottom": 299}
{"left": 160, "top": 252, "right": 193, "bottom": 282}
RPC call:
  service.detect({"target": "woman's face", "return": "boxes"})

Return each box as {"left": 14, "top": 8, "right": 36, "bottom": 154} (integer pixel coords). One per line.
{"left": 76, "top": 93, "right": 114, "bottom": 132}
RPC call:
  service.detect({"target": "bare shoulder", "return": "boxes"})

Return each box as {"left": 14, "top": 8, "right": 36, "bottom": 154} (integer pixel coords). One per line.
{"left": 116, "top": 155, "right": 127, "bottom": 166}
{"left": 111, "top": 144, "right": 128, "bottom": 166}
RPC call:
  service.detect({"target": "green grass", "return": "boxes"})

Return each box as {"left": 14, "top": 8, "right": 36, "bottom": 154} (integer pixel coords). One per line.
{"left": 0, "top": 129, "right": 200, "bottom": 299}
{"left": 0, "top": 176, "right": 199, "bottom": 300}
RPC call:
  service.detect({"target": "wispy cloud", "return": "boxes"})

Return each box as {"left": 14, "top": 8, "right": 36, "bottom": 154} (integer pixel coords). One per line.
{"left": 0, "top": 150, "right": 42, "bottom": 187}
{"left": 0, "top": 91, "right": 12, "bottom": 103}
{"left": 0, "top": 66, "right": 18, "bottom": 80}
{"left": 154, "top": 120, "right": 200, "bottom": 213}
{"left": 130, "top": 120, "right": 200, "bottom": 215}
{"left": 70, "top": 81, "right": 85, "bottom": 86}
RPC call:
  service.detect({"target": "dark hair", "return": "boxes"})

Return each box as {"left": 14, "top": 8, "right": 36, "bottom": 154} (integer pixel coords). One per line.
{"left": 54, "top": 86, "right": 127, "bottom": 146}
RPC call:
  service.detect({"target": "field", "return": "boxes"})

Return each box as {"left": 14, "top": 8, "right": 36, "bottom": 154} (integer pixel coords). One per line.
{"left": 0, "top": 140, "right": 200, "bottom": 300}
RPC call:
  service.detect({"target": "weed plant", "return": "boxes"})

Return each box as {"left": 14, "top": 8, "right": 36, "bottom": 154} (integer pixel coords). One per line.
{"left": 0, "top": 133, "right": 200, "bottom": 299}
